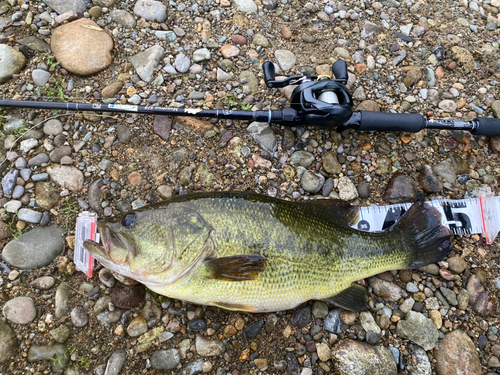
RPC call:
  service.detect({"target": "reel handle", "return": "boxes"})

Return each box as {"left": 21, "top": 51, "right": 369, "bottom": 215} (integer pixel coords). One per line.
{"left": 263, "top": 62, "right": 276, "bottom": 88}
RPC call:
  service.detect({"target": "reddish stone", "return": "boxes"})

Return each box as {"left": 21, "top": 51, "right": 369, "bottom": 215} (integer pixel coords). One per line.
{"left": 231, "top": 34, "right": 247, "bottom": 45}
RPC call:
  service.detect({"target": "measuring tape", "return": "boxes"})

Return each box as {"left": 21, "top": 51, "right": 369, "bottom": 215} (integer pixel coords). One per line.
{"left": 352, "top": 188, "right": 498, "bottom": 245}
{"left": 73, "top": 188, "right": 498, "bottom": 277}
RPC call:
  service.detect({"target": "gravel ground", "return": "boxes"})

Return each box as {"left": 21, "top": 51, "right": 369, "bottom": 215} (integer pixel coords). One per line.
{"left": 0, "top": 0, "right": 499, "bottom": 374}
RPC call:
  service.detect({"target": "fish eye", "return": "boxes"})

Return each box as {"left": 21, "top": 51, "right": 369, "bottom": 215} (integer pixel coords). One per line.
{"left": 121, "top": 213, "right": 136, "bottom": 229}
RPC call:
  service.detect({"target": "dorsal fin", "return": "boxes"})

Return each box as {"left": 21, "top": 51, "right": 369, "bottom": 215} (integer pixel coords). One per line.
{"left": 305, "top": 199, "right": 360, "bottom": 227}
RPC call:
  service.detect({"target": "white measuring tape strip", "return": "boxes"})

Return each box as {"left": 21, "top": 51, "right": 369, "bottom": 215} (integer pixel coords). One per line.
{"left": 351, "top": 188, "right": 499, "bottom": 245}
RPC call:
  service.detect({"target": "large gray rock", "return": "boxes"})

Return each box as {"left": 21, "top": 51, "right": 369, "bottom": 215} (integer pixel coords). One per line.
{"left": 42, "top": 0, "right": 89, "bottom": 17}
{"left": 0, "top": 44, "right": 26, "bottom": 83}
{"left": 2, "top": 226, "right": 65, "bottom": 269}
{"left": 133, "top": 0, "right": 167, "bottom": 22}
{"left": 130, "top": 45, "right": 165, "bottom": 82}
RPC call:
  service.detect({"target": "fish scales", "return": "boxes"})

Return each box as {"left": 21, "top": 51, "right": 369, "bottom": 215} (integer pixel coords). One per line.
{"left": 84, "top": 192, "right": 452, "bottom": 312}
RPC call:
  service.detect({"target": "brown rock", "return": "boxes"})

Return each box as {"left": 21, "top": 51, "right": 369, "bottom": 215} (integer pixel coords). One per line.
{"left": 51, "top": 19, "right": 113, "bottom": 75}
{"left": 322, "top": 152, "right": 342, "bottom": 175}
{"left": 101, "top": 81, "right": 124, "bottom": 98}
{"left": 0, "top": 221, "right": 12, "bottom": 240}
{"left": 35, "top": 182, "right": 60, "bottom": 209}
{"left": 418, "top": 164, "right": 443, "bottom": 193}
{"left": 128, "top": 172, "right": 141, "bottom": 186}
{"left": 466, "top": 274, "right": 497, "bottom": 316}
{"left": 281, "top": 24, "right": 292, "bottom": 39}
{"left": 435, "top": 66, "right": 444, "bottom": 79}
{"left": 354, "top": 63, "right": 367, "bottom": 74}
{"left": 220, "top": 44, "right": 240, "bottom": 58}
{"left": 448, "top": 256, "right": 466, "bottom": 274}
{"left": 153, "top": 115, "right": 172, "bottom": 140}
{"left": 231, "top": 34, "right": 247, "bottom": 45}
{"left": 355, "top": 100, "right": 380, "bottom": 112}
{"left": 451, "top": 46, "right": 474, "bottom": 74}
{"left": 402, "top": 66, "right": 422, "bottom": 87}
{"left": 489, "top": 136, "right": 500, "bottom": 152}
{"left": 436, "top": 330, "right": 481, "bottom": 375}
{"left": 383, "top": 172, "right": 417, "bottom": 203}
{"left": 111, "top": 284, "right": 145, "bottom": 309}
{"left": 175, "top": 117, "right": 213, "bottom": 134}
{"left": 332, "top": 340, "right": 397, "bottom": 375}
{"left": 54, "top": 10, "right": 78, "bottom": 24}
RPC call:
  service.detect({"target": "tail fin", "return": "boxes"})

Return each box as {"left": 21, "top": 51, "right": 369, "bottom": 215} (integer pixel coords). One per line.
{"left": 393, "top": 202, "right": 452, "bottom": 269}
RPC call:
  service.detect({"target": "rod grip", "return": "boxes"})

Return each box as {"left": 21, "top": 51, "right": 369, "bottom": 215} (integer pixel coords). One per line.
{"left": 473, "top": 117, "right": 500, "bottom": 136}
{"left": 358, "top": 111, "right": 426, "bottom": 133}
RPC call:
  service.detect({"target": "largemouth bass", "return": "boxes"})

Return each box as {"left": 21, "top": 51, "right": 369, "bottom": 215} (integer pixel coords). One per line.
{"left": 84, "top": 191, "right": 452, "bottom": 312}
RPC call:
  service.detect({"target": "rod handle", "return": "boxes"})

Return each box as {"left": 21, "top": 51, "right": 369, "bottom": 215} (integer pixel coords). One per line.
{"left": 358, "top": 111, "right": 426, "bottom": 133}
{"left": 473, "top": 117, "right": 500, "bottom": 136}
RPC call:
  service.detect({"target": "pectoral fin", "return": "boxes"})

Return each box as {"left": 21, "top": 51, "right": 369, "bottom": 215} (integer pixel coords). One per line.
{"left": 205, "top": 255, "right": 266, "bottom": 281}
{"left": 323, "top": 284, "right": 367, "bottom": 311}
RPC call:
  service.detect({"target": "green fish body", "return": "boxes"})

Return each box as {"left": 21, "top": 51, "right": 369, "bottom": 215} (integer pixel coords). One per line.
{"left": 84, "top": 192, "right": 451, "bottom": 312}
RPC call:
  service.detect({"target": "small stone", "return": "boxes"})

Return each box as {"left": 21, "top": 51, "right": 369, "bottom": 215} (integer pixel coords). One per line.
{"left": 395, "top": 311, "right": 439, "bottom": 351}
{"left": 150, "top": 349, "right": 180, "bottom": 370}
{"left": 369, "top": 277, "right": 404, "bottom": 302}
{"left": 312, "top": 301, "right": 329, "bottom": 318}
{"left": 2, "top": 297, "right": 37, "bottom": 324}
{"left": 195, "top": 334, "right": 224, "bottom": 356}
{"left": 301, "top": 170, "right": 325, "bottom": 193}
{"left": 70, "top": 306, "right": 88, "bottom": 327}
{"left": 316, "top": 343, "right": 331, "bottom": 361}
{"left": 127, "top": 317, "right": 148, "bottom": 337}
{"left": 104, "top": 350, "right": 127, "bottom": 375}
{"left": 275, "top": 50, "right": 296, "bottom": 71}
{"left": 419, "top": 164, "right": 443, "bottom": 193}
{"left": 0, "top": 45, "right": 26, "bottom": 83}
{"left": 133, "top": 0, "right": 167, "bottom": 22}
{"left": 221, "top": 44, "right": 240, "bottom": 58}
{"left": 448, "top": 257, "right": 466, "bottom": 274}
{"left": 338, "top": 176, "right": 359, "bottom": 200}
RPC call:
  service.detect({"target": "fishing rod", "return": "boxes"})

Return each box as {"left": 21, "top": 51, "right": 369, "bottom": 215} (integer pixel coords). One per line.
{"left": 1, "top": 59, "right": 500, "bottom": 136}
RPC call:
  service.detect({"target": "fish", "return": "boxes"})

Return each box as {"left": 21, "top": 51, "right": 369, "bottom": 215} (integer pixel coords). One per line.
{"left": 83, "top": 191, "right": 452, "bottom": 313}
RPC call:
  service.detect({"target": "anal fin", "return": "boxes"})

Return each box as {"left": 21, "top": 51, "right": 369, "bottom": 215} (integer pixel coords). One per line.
{"left": 211, "top": 301, "right": 258, "bottom": 312}
{"left": 323, "top": 284, "right": 367, "bottom": 311}
{"left": 204, "top": 255, "right": 266, "bottom": 281}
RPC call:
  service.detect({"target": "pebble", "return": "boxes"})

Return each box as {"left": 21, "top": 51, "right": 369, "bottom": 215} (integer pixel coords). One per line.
{"left": 311, "top": 301, "right": 328, "bottom": 318}
{"left": 195, "top": 334, "right": 224, "bottom": 356}
{"left": 395, "top": 311, "right": 439, "bottom": 350}
{"left": 338, "top": 176, "right": 359, "bottom": 200}
{"left": 2, "top": 297, "right": 37, "bottom": 324}
{"left": 323, "top": 309, "right": 342, "bottom": 333}
{"left": 175, "top": 53, "right": 191, "bottom": 73}
{"left": 291, "top": 307, "right": 311, "bottom": 328}
{"left": 32, "top": 69, "right": 51, "bottom": 87}
{"left": 151, "top": 349, "right": 181, "bottom": 370}
{"left": 130, "top": 45, "right": 165, "bottom": 83}
{"left": 71, "top": 306, "right": 88, "bottom": 327}
{"left": 301, "top": 170, "right": 325, "bottom": 193}
{"left": 360, "top": 311, "right": 380, "bottom": 334}
{"left": 46, "top": 165, "right": 84, "bottom": 192}
{"left": 275, "top": 50, "right": 296, "bottom": 71}
{"left": 419, "top": 164, "right": 443, "bottom": 193}
{"left": 291, "top": 151, "right": 315, "bottom": 168}
{"left": 104, "top": 350, "right": 127, "bottom": 375}
{"left": 133, "top": 0, "right": 167, "bottom": 22}
{"left": 127, "top": 317, "right": 148, "bottom": 337}
{"left": 369, "top": 277, "right": 404, "bottom": 302}
{"left": 27, "top": 344, "right": 68, "bottom": 373}
{"left": 247, "top": 122, "right": 277, "bottom": 153}
{"left": 0, "top": 45, "right": 26, "bottom": 83}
